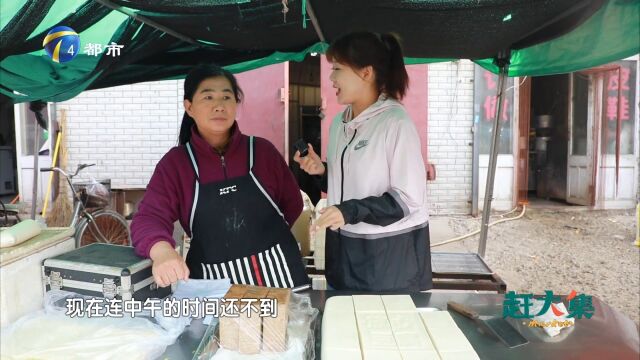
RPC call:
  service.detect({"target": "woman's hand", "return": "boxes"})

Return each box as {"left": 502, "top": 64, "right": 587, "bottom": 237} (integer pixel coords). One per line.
{"left": 313, "top": 206, "right": 345, "bottom": 232}
{"left": 293, "top": 144, "right": 325, "bottom": 176}
{"left": 149, "top": 241, "right": 190, "bottom": 287}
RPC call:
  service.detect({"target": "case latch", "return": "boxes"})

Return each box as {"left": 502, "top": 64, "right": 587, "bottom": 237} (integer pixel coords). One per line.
{"left": 102, "top": 278, "right": 118, "bottom": 299}
{"left": 50, "top": 271, "right": 63, "bottom": 290}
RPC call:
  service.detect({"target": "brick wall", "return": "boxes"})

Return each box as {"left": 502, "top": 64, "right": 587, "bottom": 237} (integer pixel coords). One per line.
{"left": 57, "top": 80, "right": 183, "bottom": 189}
{"left": 56, "top": 61, "right": 479, "bottom": 214}
{"left": 427, "top": 60, "right": 475, "bottom": 215}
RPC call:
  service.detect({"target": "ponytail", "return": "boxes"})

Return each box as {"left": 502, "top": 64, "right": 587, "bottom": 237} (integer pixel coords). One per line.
{"left": 380, "top": 33, "right": 409, "bottom": 100}
{"left": 179, "top": 113, "right": 195, "bottom": 145}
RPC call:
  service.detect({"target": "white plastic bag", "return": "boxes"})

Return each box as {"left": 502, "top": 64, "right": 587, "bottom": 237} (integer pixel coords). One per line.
{"left": 1, "top": 290, "right": 178, "bottom": 360}
{"left": 80, "top": 178, "right": 109, "bottom": 207}
{"left": 149, "top": 279, "right": 232, "bottom": 337}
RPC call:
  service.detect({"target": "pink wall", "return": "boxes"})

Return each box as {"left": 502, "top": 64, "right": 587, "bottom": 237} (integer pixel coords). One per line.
{"left": 235, "top": 64, "right": 286, "bottom": 155}
{"left": 234, "top": 60, "right": 429, "bottom": 166}
{"left": 404, "top": 65, "right": 429, "bottom": 164}
{"left": 319, "top": 56, "right": 429, "bottom": 165}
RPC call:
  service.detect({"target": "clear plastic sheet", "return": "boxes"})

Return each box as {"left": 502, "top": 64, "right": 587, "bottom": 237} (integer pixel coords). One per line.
{"left": 1, "top": 290, "right": 179, "bottom": 360}
{"left": 194, "top": 292, "right": 319, "bottom": 360}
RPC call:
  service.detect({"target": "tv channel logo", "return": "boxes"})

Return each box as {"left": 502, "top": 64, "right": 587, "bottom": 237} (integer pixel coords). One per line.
{"left": 43, "top": 26, "right": 80, "bottom": 63}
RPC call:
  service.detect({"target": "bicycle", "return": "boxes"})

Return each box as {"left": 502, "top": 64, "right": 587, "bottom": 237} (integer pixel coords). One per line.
{"left": 0, "top": 200, "right": 22, "bottom": 227}
{"left": 41, "top": 164, "right": 130, "bottom": 248}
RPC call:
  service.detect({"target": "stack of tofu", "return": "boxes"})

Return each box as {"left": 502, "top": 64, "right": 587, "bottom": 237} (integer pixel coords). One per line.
{"left": 322, "top": 295, "right": 479, "bottom": 360}
{"left": 219, "top": 285, "right": 291, "bottom": 354}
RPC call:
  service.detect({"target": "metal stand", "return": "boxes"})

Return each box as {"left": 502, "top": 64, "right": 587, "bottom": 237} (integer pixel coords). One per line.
{"left": 478, "top": 53, "right": 510, "bottom": 258}
{"left": 430, "top": 252, "right": 507, "bottom": 293}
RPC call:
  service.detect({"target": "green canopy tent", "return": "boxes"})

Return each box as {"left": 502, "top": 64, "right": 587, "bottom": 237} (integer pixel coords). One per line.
{"left": 1, "top": 0, "right": 638, "bottom": 256}
{"left": 1, "top": 0, "right": 637, "bottom": 103}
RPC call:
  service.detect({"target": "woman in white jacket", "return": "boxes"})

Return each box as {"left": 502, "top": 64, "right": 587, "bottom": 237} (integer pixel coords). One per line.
{"left": 294, "top": 31, "right": 431, "bottom": 291}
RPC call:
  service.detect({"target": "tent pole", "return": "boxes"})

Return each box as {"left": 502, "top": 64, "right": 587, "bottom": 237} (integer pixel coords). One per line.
{"left": 478, "top": 52, "right": 510, "bottom": 258}
{"left": 306, "top": 1, "right": 326, "bottom": 42}
{"left": 93, "top": 0, "right": 199, "bottom": 46}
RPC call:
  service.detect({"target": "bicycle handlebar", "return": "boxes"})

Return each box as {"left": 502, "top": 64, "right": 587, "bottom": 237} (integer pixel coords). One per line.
{"left": 39, "top": 163, "right": 95, "bottom": 178}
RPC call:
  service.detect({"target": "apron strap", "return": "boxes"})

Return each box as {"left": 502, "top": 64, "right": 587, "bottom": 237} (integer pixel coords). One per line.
{"left": 186, "top": 142, "right": 200, "bottom": 234}
{"left": 247, "top": 136, "right": 287, "bottom": 223}
{"left": 248, "top": 136, "right": 254, "bottom": 171}
{"left": 185, "top": 142, "right": 200, "bottom": 180}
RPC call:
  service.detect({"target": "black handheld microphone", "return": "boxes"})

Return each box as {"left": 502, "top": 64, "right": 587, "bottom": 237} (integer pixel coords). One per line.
{"left": 293, "top": 139, "right": 309, "bottom": 157}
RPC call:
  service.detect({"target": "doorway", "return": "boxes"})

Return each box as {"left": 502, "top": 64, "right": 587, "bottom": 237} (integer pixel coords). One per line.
{"left": 288, "top": 55, "right": 322, "bottom": 205}
{"left": 527, "top": 74, "right": 575, "bottom": 206}
{"left": 518, "top": 59, "right": 638, "bottom": 209}
{"left": 0, "top": 94, "right": 17, "bottom": 203}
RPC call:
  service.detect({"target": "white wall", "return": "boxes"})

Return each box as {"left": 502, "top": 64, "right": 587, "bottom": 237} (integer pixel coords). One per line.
{"left": 596, "top": 56, "right": 640, "bottom": 209}
{"left": 56, "top": 80, "right": 183, "bottom": 189}
{"left": 426, "top": 60, "right": 475, "bottom": 215}
{"left": 50, "top": 61, "right": 499, "bottom": 215}
{"left": 45, "top": 58, "right": 636, "bottom": 213}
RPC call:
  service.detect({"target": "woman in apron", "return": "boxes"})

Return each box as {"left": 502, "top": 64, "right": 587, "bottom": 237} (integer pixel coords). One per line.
{"left": 132, "top": 64, "right": 309, "bottom": 290}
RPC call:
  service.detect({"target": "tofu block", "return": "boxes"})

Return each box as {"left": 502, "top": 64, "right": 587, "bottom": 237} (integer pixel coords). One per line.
{"left": 439, "top": 351, "right": 481, "bottom": 360}
{"left": 238, "top": 286, "right": 270, "bottom": 354}
{"left": 262, "top": 287, "right": 291, "bottom": 353}
{"left": 321, "top": 296, "right": 362, "bottom": 360}
{"left": 401, "top": 349, "right": 442, "bottom": 360}
{"left": 387, "top": 313, "right": 436, "bottom": 351}
{"left": 362, "top": 348, "right": 403, "bottom": 360}
{"left": 324, "top": 295, "right": 356, "bottom": 314}
{"left": 322, "top": 297, "right": 361, "bottom": 351}
{"left": 353, "top": 295, "right": 385, "bottom": 313}
{"left": 323, "top": 296, "right": 478, "bottom": 360}
{"left": 356, "top": 312, "right": 398, "bottom": 350}
{"left": 219, "top": 285, "right": 249, "bottom": 351}
{"left": 323, "top": 348, "right": 363, "bottom": 360}
{"left": 419, "top": 311, "right": 478, "bottom": 359}
{"left": 322, "top": 297, "right": 363, "bottom": 360}
{"left": 382, "top": 295, "right": 417, "bottom": 313}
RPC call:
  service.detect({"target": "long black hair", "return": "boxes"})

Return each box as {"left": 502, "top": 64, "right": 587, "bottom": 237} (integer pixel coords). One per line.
{"left": 326, "top": 31, "right": 409, "bottom": 100}
{"left": 179, "top": 64, "right": 244, "bottom": 145}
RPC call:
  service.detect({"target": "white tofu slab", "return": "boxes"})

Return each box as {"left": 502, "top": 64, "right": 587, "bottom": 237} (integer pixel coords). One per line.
{"left": 325, "top": 295, "right": 356, "bottom": 314}
{"left": 439, "top": 351, "right": 481, "bottom": 360}
{"left": 401, "top": 349, "right": 442, "bottom": 360}
{"left": 323, "top": 297, "right": 479, "bottom": 360}
{"left": 362, "top": 348, "right": 403, "bottom": 360}
{"left": 322, "top": 310, "right": 361, "bottom": 350}
{"left": 420, "top": 311, "right": 478, "bottom": 358}
{"left": 353, "top": 295, "right": 386, "bottom": 313}
{"left": 322, "top": 296, "right": 364, "bottom": 360}
{"left": 382, "top": 295, "right": 417, "bottom": 313}
{"left": 356, "top": 312, "right": 399, "bottom": 350}
{"left": 322, "top": 297, "right": 361, "bottom": 352}
{"left": 387, "top": 313, "right": 437, "bottom": 351}
{"left": 323, "top": 347, "right": 363, "bottom": 360}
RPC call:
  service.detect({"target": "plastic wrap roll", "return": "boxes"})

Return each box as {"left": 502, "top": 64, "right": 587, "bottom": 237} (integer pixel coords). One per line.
{"left": 0, "top": 219, "right": 42, "bottom": 248}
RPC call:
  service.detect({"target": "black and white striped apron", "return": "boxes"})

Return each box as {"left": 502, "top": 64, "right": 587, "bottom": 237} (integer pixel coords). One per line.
{"left": 184, "top": 137, "right": 310, "bottom": 289}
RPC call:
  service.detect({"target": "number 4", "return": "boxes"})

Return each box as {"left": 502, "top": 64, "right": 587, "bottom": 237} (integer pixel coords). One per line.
{"left": 67, "top": 45, "right": 74, "bottom": 55}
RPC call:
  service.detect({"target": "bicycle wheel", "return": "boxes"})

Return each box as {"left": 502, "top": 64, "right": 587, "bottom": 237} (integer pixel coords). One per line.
{"left": 76, "top": 209, "right": 130, "bottom": 247}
